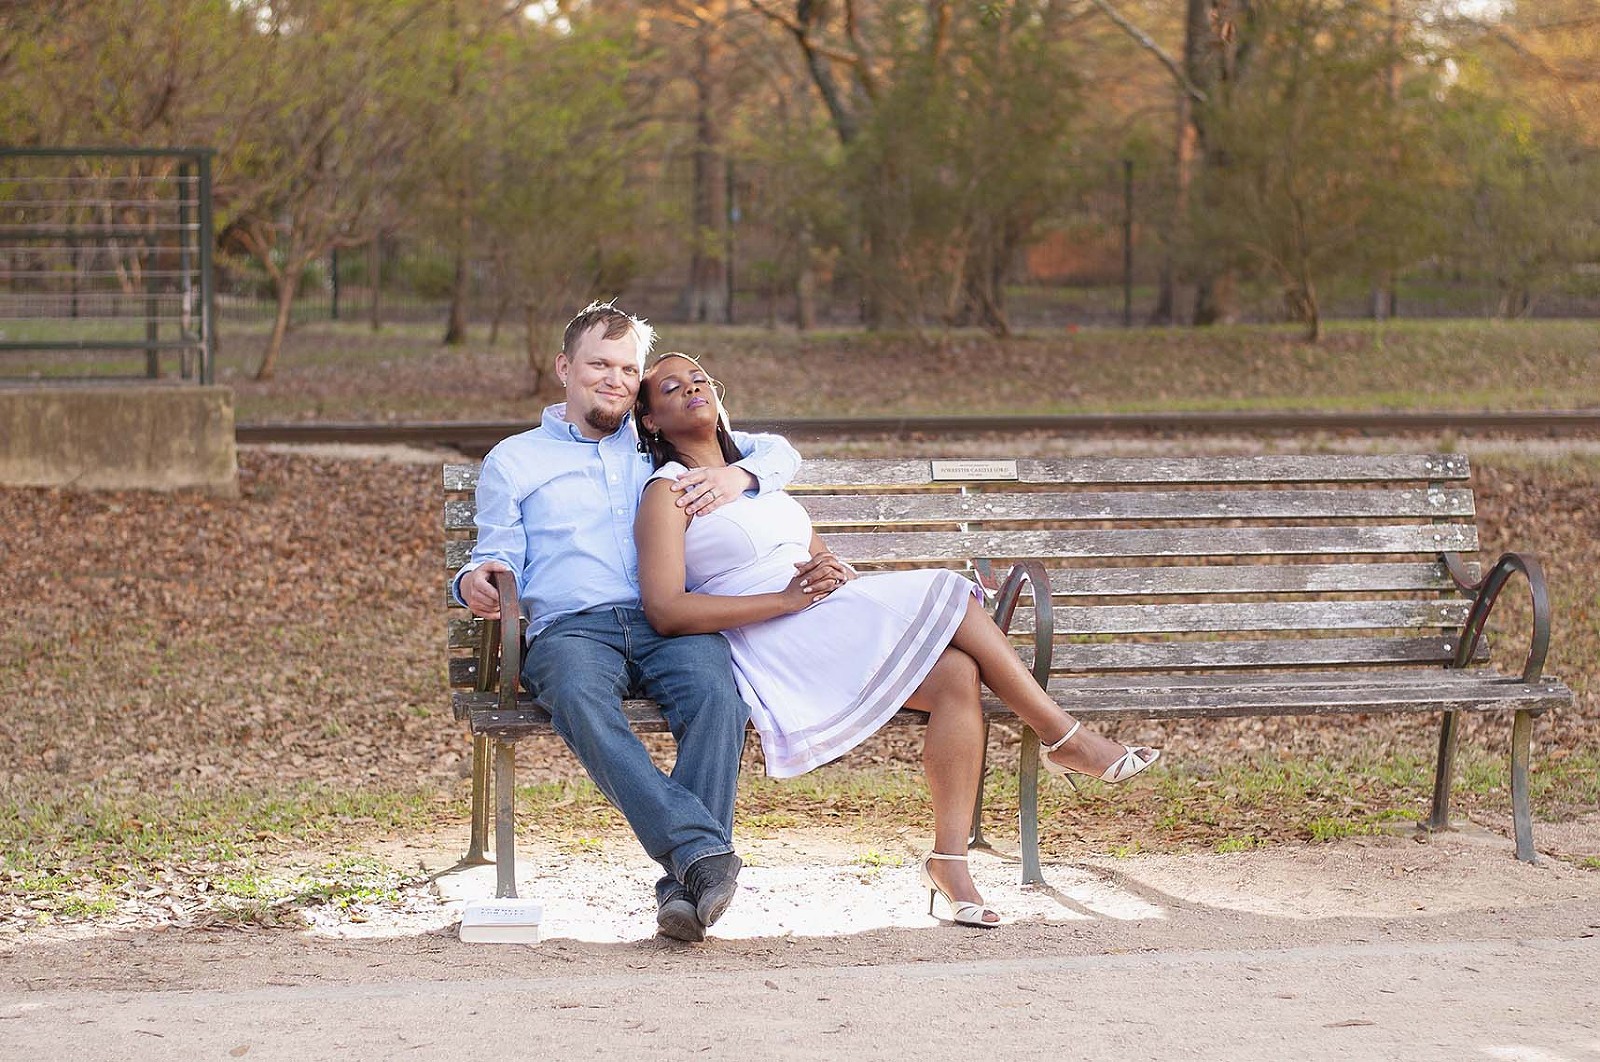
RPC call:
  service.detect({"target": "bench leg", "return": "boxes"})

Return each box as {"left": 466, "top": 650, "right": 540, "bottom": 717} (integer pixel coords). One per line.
{"left": 1018, "top": 725, "right": 1045, "bottom": 886}
{"left": 969, "top": 719, "right": 991, "bottom": 850}
{"left": 493, "top": 739, "right": 518, "bottom": 899}
{"left": 463, "top": 733, "right": 492, "bottom": 865}
{"left": 1510, "top": 709, "right": 1538, "bottom": 864}
{"left": 1425, "top": 710, "right": 1461, "bottom": 833}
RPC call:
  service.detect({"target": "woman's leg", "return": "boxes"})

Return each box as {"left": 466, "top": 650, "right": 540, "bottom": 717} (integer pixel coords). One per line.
{"left": 902, "top": 647, "right": 998, "bottom": 922}
{"left": 947, "top": 598, "right": 1157, "bottom": 776}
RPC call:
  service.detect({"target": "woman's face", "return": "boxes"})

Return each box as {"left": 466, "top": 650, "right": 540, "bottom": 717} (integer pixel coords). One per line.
{"left": 641, "top": 355, "right": 720, "bottom": 441}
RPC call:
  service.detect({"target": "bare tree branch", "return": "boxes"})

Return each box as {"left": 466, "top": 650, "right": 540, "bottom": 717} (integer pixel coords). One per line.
{"left": 1085, "top": 0, "right": 1208, "bottom": 103}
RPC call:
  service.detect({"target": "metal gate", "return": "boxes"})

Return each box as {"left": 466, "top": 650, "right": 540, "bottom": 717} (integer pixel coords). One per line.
{"left": 0, "top": 147, "right": 215, "bottom": 384}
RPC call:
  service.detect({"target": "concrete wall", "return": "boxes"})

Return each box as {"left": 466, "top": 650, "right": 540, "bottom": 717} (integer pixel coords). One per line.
{"left": 0, "top": 385, "right": 238, "bottom": 495}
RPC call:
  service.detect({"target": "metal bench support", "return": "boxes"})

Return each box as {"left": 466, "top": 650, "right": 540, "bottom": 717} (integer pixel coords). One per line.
{"left": 463, "top": 734, "right": 492, "bottom": 865}
{"left": 968, "top": 720, "right": 991, "bottom": 850}
{"left": 494, "top": 740, "right": 518, "bottom": 898}
{"left": 1511, "top": 709, "right": 1537, "bottom": 863}
{"left": 1017, "top": 728, "right": 1044, "bottom": 885}
{"left": 1426, "top": 709, "right": 1461, "bottom": 835}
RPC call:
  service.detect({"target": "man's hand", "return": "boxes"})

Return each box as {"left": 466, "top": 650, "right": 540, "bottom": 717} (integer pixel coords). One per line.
{"left": 672, "top": 465, "right": 758, "bottom": 518}
{"left": 460, "top": 561, "right": 513, "bottom": 619}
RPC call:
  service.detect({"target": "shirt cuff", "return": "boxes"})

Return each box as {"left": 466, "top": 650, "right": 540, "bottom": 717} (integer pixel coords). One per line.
{"left": 450, "top": 561, "right": 482, "bottom": 607}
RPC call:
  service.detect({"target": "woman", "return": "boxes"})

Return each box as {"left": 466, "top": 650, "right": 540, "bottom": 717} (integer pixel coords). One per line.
{"left": 633, "top": 353, "right": 1158, "bottom": 927}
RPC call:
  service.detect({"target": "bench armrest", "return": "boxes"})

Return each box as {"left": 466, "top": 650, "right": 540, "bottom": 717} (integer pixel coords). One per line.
{"left": 473, "top": 570, "right": 523, "bottom": 712}
{"left": 1441, "top": 551, "right": 1552, "bottom": 682}
{"left": 990, "top": 560, "right": 1054, "bottom": 690}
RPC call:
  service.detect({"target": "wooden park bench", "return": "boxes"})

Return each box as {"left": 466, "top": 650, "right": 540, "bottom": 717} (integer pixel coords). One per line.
{"left": 444, "top": 453, "right": 1570, "bottom": 897}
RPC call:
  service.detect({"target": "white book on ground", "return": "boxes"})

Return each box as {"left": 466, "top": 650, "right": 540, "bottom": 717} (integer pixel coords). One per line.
{"left": 460, "top": 898, "right": 544, "bottom": 944}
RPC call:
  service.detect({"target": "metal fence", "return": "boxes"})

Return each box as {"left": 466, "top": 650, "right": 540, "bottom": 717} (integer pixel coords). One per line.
{"left": 0, "top": 147, "right": 215, "bottom": 383}
{"left": 211, "top": 157, "right": 1600, "bottom": 333}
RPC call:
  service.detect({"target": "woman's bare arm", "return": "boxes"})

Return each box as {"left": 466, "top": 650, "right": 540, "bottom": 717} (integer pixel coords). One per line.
{"left": 635, "top": 481, "right": 821, "bottom": 636}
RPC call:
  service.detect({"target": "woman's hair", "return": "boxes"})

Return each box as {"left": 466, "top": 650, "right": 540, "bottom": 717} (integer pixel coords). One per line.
{"left": 635, "top": 352, "right": 742, "bottom": 470}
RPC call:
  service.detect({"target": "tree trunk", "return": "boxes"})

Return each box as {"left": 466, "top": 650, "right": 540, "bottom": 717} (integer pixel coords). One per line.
{"left": 1184, "top": 0, "right": 1245, "bottom": 327}
{"left": 523, "top": 303, "right": 547, "bottom": 394}
{"left": 489, "top": 297, "right": 505, "bottom": 345}
{"left": 255, "top": 268, "right": 303, "bottom": 381}
{"left": 682, "top": 31, "right": 729, "bottom": 323}
{"left": 1151, "top": 89, "right": 1195, "bottom": 326}
{"left": 1286, "top": 278, "right": 1319, "bottom": 341}
{"left": 1498, "top": 286, "right": 1532, "bottom": 319}
{"left": 487, "top": 244, "right": 507, "bottom": 345}
{"left": 1369, "top": 277, "right": 1395, "bottom": 321}
{"left": 860, "top": 200, "right": 900, "bottom": 328}
{"left": 368, "top": 237, "right": 383, "bottom": 332}
{"left": 1370, "top": 0, "right": 1400, "bottom": 324}
{"left": 444, "top": 245, "right": 469, "bottom": 344}
{"left": 951, "top": 236, "right": 1011, "bottom": 336}
{"left": 1194, "top": 273, "right": 1237, "bottom": 326}
{"left": 795, "top": 224, "right": 817, "bottom": 331}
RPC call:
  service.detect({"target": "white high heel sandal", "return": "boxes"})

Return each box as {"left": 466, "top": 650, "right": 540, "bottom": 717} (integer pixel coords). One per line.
{"left": 919, "top": 852, "right": 1001, "bottom": 928}
{"left": 1041, "top": 720, "right": 1160, "bottom": 789}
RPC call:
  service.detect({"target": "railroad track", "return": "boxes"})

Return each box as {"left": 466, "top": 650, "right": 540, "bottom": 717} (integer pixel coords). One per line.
{"left": 237, "top": 410, "right": 1600, "bottom": 456}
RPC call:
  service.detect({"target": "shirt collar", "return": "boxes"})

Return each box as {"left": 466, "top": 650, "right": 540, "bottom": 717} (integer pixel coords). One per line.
{"left": 540, "top": 403, "right": 637, "bottom": 445}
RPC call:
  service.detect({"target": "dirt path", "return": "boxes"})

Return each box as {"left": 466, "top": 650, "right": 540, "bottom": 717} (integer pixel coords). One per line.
{"left": 3, "top": 822, "right": 1597, "bottom": 1060}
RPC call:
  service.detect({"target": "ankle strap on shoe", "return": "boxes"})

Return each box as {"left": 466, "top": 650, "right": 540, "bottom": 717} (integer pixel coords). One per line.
{"left": 1042, "top": 719, "right": 1082, "bottom": 754}
{"left": 926, "top": 852, "right": 968, "bottom": 862}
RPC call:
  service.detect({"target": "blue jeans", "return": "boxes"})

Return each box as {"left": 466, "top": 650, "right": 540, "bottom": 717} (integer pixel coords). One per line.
{"left": 521, "top": 607, "right": 748, "bottom": 905}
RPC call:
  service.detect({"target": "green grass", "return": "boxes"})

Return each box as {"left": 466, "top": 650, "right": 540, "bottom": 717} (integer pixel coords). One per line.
{"left": 0, "top": 782, "right": 445, "bottom": 926}
{"left": 1213, "top": 835, "right": 1262, "bottom": 854}
{"left": 13, "top": 316, "right": 1590, "bottom": 422}
{"left": 850, "top": 848, "right": 907, "bottom": 869}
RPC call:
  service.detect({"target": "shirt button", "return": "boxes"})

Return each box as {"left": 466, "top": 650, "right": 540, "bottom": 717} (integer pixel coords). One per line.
{"left": 615, "top": 508, "right": 624, "bottom": 515}
{"left": 609, "top": 474, "right": 618, "bottom": 482}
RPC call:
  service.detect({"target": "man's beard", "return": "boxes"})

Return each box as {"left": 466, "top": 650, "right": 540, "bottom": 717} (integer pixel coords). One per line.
{"left": 585, "top": 406, "right": 627, "bottom": 435}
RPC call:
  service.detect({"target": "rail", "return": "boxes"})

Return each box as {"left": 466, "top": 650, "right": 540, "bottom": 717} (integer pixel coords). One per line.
{"left": 237, "top": 410, "right": 1600, "bottom": 455}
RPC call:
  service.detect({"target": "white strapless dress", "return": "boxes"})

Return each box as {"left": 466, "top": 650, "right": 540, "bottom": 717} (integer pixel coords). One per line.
{"left": 649, "top": 463, "right": 979, "bottom": 777}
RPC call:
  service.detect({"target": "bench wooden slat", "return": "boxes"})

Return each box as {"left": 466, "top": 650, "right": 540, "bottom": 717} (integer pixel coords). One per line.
{"left": 443, "top": 488, "right": 1479, "bottom": 531}
{"left": 450, "top": 632, "right": 1484, "bottom": 690}
{"left": 455, "top": 668, "right": 1558, "bottom": 738}
{"left": 449, "top": 523, "right": 1481, "bottom": 571}
{"left": 1034, "top": 668, "right": 1504, "bottom": 693}
{"left": 1040, "top": 561, "right": 1474, "bottom": 597}
{"left": 820, "top": 524, "right": 1478, "bottom": 564}
{"left": 443, "top": 561, "right": 1478, "bottom": 606}
{"left": 795, "top": 488, "right": 1476, "bottom": 526}
{"left": 444, "top": 454, "right": 1471, "bottom": 494}
{"left": 1011, "top": 599, "right": 1471, "bottom": 635}
{"left": 1017, "top": 635, "right": 1480, "bottom": 673}
{"left": 451, "top": 599, "right": 1474, "bottom": 649}
{"left": 791, "top": 454, "right": 1471, "bottom": 487}
{"left": 458, "top": 700, "right": 1026, "bottom": 739}
{"left": 1016, "top": 677, "right": 1568, "bottom": 720}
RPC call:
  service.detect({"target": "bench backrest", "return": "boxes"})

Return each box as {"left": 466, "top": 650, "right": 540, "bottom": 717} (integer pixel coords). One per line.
{"left": 444, "top": 453, "right": 1481, "bottom": 697}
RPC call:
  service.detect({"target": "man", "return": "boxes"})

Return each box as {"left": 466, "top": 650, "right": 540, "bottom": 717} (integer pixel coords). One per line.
{"left": 453, "top": 301, "right": 802, "bottom": 942}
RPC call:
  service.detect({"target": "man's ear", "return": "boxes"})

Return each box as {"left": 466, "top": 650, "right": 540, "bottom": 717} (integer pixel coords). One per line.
{"left": 554, "top": 351, "right": 570, "bottom": 383}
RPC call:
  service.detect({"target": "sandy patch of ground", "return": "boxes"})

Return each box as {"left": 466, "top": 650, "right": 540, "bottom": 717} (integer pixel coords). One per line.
{"left": 7, "top": 815, "right": 1594, "bottom": 989}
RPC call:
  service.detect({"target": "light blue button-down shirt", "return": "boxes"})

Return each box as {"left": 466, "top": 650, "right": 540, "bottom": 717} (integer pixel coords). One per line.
{"left": 452, "top": 403, "right": 800, "bottom": 639}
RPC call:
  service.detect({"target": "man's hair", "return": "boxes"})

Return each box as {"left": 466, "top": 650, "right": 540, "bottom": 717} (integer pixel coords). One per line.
{"left": 561, "top": 300, "right": 655, "bottom": 368}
